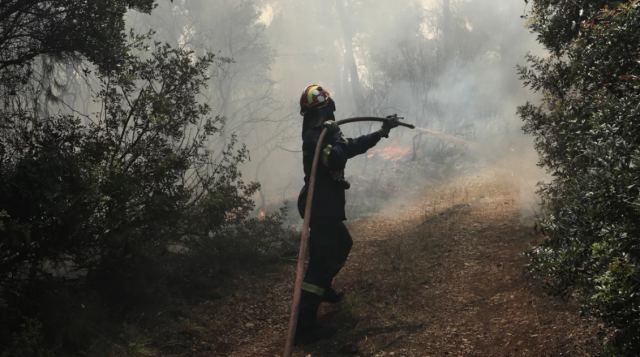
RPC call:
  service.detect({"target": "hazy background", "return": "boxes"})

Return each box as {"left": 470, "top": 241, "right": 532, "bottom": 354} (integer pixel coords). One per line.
{"left": 124, "top": 0, "right": 544, "bottom": 219}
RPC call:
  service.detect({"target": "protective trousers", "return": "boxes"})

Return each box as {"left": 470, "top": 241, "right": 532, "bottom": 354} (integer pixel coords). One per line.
{"left": 298, "top": 221, "right": 353, "bottom": 329}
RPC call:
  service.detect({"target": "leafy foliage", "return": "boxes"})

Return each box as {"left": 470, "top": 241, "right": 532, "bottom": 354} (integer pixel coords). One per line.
{"left": 0, "top": 0, "right": 154, "bottom": 69}
{"left": 0, "top": 2, "right": 293, "bottom": 355}
{"left": 520, "top": 0, "right": 640, "bottom": 352}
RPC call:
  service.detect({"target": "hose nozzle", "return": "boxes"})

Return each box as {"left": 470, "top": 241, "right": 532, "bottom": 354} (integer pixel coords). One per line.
{"left": 385, "top": 114, "right": 414, "bottom": 129}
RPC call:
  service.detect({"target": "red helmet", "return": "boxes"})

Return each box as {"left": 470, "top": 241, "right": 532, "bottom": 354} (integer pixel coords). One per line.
{"left": 300, "top": 84, "right": 334, "bottom": 115}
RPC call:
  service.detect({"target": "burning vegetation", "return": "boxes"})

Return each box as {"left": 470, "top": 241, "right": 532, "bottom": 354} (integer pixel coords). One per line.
{"left": 367, "top": 145, "right": 413, "bottom": 161}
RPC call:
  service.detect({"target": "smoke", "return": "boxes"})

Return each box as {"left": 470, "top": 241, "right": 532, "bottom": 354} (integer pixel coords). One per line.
{"left": 124, "top": 0, "right": 546, "bottom": 220}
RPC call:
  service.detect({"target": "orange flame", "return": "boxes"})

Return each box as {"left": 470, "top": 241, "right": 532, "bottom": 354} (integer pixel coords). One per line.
{"left": 367, "top": 146, "right": 411, "bottom": 161}
{"left": 258, "top": 208, "right": 267, "bottom": 220}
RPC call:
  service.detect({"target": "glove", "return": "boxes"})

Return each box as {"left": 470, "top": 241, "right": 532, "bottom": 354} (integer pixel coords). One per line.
{"left": 322, "top": 120, "right": 340, "bottom": 135}
{"left": 380, "top": 115, "right": 401, "bottom": 138}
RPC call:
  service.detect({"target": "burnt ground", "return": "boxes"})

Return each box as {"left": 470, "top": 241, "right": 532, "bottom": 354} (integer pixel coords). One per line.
{"left": 139, "top": 169, "right": 607, "bottom": 357}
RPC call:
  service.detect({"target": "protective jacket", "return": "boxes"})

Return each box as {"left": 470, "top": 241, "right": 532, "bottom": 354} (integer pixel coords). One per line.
{"left": 298, "top": 124, "right": 383, "bottom": 223}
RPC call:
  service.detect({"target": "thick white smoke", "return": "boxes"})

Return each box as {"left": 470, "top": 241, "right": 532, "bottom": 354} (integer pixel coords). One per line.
{"left": 126, "top": 0, "right": 546, "bottom": 219}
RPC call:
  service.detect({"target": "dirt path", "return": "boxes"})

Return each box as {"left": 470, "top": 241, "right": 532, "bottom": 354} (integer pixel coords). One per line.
{"left": 151, "top": 170, "right": 605, "bottom": 356}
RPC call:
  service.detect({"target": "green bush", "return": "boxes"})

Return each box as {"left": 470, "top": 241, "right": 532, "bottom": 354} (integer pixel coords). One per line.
{"left": 0, "top": 3, "right": 294, "bottom": 353}
{"left": 520, "top": 0, "right": 640, "bottom": 352}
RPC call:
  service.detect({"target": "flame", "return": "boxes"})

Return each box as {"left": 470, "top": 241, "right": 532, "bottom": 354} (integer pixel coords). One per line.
{"left": 367, "top": 146, "right": 412, "bottom": 161}
{"left": 258, "top": 208, "right": 267, "bottom": 220}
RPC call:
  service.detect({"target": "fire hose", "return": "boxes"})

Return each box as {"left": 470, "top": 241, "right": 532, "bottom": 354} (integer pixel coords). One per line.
{"left": 283, "top": 115, "right": 414, "bottom": 357}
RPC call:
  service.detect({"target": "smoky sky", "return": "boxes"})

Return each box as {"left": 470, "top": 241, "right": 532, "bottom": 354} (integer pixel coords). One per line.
{"left": 125, "top": 0, "right": 544, "bottom": 214}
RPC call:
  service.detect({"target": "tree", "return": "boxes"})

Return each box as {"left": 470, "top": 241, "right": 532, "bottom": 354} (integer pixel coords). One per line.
{"left": 131, "top": 0, "right": 293, "bottom": 205}
{"left": 0, "top": 0, "right": 155, "bottom": 99}
{"left": 520, "top": 0, "right": 640, "bottom": 352}
{"left": 0, "top": 1, "right": 287, "bottom": 353}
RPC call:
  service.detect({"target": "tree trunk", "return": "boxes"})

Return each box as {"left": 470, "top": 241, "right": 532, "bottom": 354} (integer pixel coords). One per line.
{"left": 441, "top": 0, "right": 452, "bottom": 65}
{"left": 336, "top": 0, "right": 365, "bottom": 115}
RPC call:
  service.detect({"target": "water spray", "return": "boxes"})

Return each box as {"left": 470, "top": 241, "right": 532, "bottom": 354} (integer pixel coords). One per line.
{"left": 283, "top": 115, "right": 414, "bottom": 356}
{"left": 414, "top": 126, "right": 474, "bottom": 147}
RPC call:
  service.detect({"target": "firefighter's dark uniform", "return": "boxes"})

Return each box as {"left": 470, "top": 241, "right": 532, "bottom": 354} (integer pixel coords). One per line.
{"left": 296, "top": 123, "right": 384, "bottom": 333}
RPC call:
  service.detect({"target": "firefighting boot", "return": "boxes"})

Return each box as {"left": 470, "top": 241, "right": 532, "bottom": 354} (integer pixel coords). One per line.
{"left": 295, "top": 291, "right": 336, "bottom": 345}
{"left": 322, "top": 287, "right": 344, "bottom": 304}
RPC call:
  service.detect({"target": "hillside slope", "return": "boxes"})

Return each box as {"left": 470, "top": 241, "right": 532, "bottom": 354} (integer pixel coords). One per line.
{"left": 146, "top": 170, "right": 606, "bottom": 356}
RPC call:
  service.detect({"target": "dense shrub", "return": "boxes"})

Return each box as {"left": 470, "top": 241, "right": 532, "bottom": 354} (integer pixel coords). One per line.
{"left": 520, "top": 0, "right": 640, "bottom": 352}
{"left": 0, "top": 2, "right": 294, "bottom": 354}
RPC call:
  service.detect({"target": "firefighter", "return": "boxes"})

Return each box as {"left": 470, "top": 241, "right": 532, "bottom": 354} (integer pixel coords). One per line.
{"left": 295, "top": 84, "right": 399, "bottom": 343}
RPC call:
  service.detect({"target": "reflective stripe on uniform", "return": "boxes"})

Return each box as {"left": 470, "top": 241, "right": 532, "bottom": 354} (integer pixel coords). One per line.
{"left": 321, "top": 144, "right": 332, "bottom": 166}
{"left": 301, "top": 282, "right": 325, "bottom": 296}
